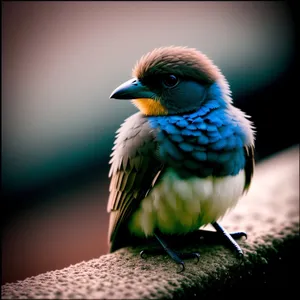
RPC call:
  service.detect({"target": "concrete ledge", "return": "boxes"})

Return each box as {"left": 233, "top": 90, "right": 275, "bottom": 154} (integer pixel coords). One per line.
{"left": 2, "top": 145, "right": 299, "bottom": 299}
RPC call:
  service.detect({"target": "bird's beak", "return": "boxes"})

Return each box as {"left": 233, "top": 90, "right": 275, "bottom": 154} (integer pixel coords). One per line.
{"left": 110, "top": 78, "right": 153, "bottom": 100}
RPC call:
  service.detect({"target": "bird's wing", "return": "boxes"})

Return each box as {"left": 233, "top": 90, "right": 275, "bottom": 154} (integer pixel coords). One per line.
{"left": 107, "top": 112, "right": 164, "bottom": 252}
{"left": 243, "top": 144, "right": 255, "bottom": 193}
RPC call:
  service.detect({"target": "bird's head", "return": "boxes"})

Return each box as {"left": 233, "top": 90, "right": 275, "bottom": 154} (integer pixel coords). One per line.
{"left": 110, "top": 46, "right": 230, "bottom": 116}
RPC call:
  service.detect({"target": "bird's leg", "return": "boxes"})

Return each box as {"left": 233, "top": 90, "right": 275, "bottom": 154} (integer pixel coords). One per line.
{"left": 154, "top": 233, "right": 185, "bottom": 272}
{"left": 211, "top": 221, "right": 245, "bottom": 257}
{"left": 140, "top": 224, "right": 245, "bottom": 270}
{"left": 140, "top": 232, "right": 200, "bottom": 273}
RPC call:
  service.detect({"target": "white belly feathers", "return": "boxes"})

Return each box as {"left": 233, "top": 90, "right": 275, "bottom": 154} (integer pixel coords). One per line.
{"left": 128, "top": 168, "right": 245, "bottom": 237}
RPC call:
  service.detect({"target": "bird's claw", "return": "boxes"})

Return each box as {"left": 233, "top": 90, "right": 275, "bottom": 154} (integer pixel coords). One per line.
{"left": 237, "top": 251, "right": 244, "bottom": 259}
{"left": 139, "top": 248, "right": 200, "bottom": 272}
{"left": 177, "top": 262, "right": 185, "bottom": 273}
{"left": 140, "top": 250, "right": 147, "bottom": 259}
{"left": 178, "top": 252, "right": 201, "bottom": 264}
{"left": 229, "top": 231, "right": 248, "bottom": 240}
{"left": 237, "top": 251, "right": 245, "bottom": 262}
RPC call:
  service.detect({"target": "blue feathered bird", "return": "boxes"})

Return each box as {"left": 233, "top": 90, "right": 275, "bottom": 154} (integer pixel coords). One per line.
{"left": 108, "top": 46, "right": 255, "bottom": 271}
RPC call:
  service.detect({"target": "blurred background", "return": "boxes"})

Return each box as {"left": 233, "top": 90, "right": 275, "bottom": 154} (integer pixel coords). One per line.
{"left": 2, "top": 1, "right": 297, "bottom": 284}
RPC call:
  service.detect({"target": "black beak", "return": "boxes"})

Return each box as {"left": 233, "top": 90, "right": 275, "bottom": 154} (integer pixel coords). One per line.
{"left": 110, "top": 78, "right": 154, "bottom": 100}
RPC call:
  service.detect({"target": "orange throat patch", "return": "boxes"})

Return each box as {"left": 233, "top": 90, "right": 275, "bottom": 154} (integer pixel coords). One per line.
{"left": 132, "top": 98, "right": 168, "bottom": 116}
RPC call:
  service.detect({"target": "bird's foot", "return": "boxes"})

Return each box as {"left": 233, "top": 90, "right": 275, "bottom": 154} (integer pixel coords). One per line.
{"left": 140, "top": 248, "right": 200, "bottom": 262}
{"left": 140, "top": 233, "right": 200, "bottom": 273}
{"left": 189, "top": 228, "right": 247, "bottom": 242}
{"left": 139, "top": 224, "right": 246, "bottom": 272}
{"left": 210, "top": 222, "right": 246, "bottom": 258}
{"left": 184, "top": 223, "right": 246, "bottom": 258}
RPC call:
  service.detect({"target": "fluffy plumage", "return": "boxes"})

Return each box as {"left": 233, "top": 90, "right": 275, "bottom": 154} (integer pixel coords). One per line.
{"left": 128, "top": 168, "right": 246, "bottom": 237}
{"left": 133, "top": 46, "right": 221, "bottom": 84}
{"left": 108, "top": 46, "right": 255, "bottom": 252}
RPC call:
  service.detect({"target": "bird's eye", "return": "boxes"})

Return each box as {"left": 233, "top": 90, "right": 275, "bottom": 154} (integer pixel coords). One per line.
{"left": 162, "top": 74, "right": 179, "bottom": 88}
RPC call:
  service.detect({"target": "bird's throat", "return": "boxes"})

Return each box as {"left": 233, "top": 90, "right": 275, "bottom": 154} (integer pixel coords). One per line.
{"left": 132, "top": 98, "right": 168, "bottom": 116}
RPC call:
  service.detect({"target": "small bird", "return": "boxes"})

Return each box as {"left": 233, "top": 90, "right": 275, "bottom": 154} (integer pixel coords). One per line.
{"left": 108, "top": 46, "right": 255, "bottom": 271}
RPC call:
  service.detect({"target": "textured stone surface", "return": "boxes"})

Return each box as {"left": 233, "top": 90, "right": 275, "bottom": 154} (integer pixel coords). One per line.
{"left": 2, "top": 145, "right": 299, "bottom": 299}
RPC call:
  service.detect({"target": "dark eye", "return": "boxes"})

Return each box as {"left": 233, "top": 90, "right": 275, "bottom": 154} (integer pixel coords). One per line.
{"left": 162, "top": 74, "right": 179, "bottom": 88}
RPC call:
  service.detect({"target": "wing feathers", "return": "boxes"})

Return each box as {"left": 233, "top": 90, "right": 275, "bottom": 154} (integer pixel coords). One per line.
{"left": 243, "top": 145, "right": 255, "bottom": 193}
{"left": 107, "top": 112, "right": 163, "bottom": 252}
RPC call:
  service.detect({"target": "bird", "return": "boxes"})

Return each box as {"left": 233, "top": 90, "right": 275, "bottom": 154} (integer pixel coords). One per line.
{"left": 107, "top": 46, "right": 255, "bottom": 272}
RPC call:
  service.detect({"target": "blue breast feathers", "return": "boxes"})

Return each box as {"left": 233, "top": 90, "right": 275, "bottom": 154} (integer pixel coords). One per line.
{"left": 148, "top": 100, "right": 247, "bottom": 178}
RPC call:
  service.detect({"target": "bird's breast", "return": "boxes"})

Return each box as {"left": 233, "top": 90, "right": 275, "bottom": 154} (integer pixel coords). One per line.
{"left": 148, "top": 103, "right": 248, "bottom": 178}
{"left": 128, "top": 168, "right": 245, "bottom": 237}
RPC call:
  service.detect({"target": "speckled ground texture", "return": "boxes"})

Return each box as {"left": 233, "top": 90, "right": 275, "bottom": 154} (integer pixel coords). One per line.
{"left": 2, "top": 145, "right": 299, "bottom": 299}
